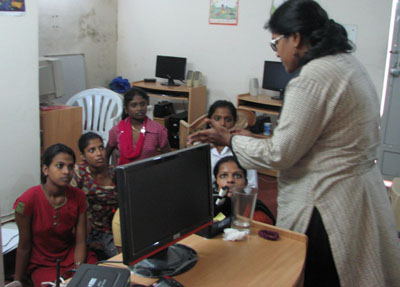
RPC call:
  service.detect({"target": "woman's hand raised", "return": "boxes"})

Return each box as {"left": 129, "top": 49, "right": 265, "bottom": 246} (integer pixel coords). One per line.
{"left": 187, "top": 119, "right": 233, "bottom": 147}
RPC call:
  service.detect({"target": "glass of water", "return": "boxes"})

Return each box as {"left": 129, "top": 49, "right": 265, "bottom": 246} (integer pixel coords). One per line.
{"left": 231, "top": 186, "right": 258, "bottom": 234}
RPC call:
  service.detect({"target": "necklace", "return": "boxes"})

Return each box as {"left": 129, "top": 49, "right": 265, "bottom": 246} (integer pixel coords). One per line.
{"left": 131, "top": 125, "right": 146, "bottom": 134}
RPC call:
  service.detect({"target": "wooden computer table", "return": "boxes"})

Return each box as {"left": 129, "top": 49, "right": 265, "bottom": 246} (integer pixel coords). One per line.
{"left": 101, "top": 221, "right": 307, "bottom": 287}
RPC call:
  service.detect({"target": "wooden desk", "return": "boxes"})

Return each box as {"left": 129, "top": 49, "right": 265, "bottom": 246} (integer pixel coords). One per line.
{"left": 237, "top": 93, "right": 283, "bottom": 177}
{"left": 101, "top": 221, "right": 307, "bottom": 287}
{"left": 237, "top": 93, "right": 282, "bottom": 116}
{"left": 132, "top": 81, "right": 207, "bottom": 124}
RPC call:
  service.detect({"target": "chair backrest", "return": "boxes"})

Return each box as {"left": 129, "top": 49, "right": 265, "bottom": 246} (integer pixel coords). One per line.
{"left": 236, "top": 108, "right": 256, "bottom": 128}
{"left": 179, "top": 108, "right": 256, "bottom": 149}
{"left": 66, "top": 88, "right": 123, "bottom": 145}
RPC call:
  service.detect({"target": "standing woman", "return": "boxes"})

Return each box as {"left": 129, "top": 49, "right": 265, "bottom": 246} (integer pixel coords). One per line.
{"left": 71, "top": 132, "right": 118, "bottom": 260}
{"left": 188, "top": 1, "right": 400, "bottom": 286}
{"left": 106, "top": 87, "right": 170, "bottom": 165}
{"left": 12, "top": 144, "right": 96, "bottom": 287}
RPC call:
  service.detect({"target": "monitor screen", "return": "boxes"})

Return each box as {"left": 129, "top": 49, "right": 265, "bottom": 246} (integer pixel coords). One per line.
{"left": 116, "top": 144, "right": 213, "bottom": 277}
{"left": 155, "top": 55, "right": 187, "bottom": 86}
{"left": 262, "top": 61, "right": 299, "bottom": 99}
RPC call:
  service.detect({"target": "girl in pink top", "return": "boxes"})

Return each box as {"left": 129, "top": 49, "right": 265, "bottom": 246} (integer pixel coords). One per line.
{"left": 106, "top": 87, "right": 170, "bottom": 165}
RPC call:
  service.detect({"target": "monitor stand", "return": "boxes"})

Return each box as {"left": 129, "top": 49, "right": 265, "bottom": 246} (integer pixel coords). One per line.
{"left": 130, "top": 244, "right": 198, "bottom": 278}
{"left": 161, "top": 78, "right": 180, "bottom": 86}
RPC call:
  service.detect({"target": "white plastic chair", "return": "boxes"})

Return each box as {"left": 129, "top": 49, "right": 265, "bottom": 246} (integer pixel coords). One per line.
{"left": 66, "top": 88, "right": 123, "bottom": 145}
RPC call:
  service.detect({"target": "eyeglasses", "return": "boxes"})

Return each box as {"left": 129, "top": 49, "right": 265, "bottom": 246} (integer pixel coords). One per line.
{"left": 270, "top": 34, "right": 285, "bottom": 52}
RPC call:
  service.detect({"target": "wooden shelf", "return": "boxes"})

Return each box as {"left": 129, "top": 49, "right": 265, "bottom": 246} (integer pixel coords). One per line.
{"left": 132, "top": 81, "right": 207, "bottom": 123}
{"left": 145, "top": 93, "right": 188, "bottom": 101}
{"left": 237, "top": 93, "right": 283, "bottom": 178}
{"left": 237, "top": 93, "right": 282, "bottom": 116}
{"left": 238, "top": 93, "right": 283, "bottom": 107}
{"left": 238, "top": 104, "right": 280, "bottom": 116}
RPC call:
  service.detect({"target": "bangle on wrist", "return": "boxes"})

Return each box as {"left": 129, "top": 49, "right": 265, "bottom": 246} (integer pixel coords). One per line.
{"left": 75, "top": 261, "right": 81, "bottom": 269}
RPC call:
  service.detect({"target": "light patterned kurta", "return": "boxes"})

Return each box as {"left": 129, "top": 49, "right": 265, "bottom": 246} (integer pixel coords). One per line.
{"left": 232, "top": 54, "right": 400, "bottom": 287}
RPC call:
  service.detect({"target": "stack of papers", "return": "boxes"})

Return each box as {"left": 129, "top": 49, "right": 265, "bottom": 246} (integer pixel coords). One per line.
{"left": 1, "top": 222, "right": 19, "bottom": 254}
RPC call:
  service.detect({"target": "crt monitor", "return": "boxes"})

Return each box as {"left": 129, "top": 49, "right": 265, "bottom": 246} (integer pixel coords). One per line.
{"left": 262, "top": 61, "right": 299, "bottom": 100}
{"left": 155, "top": 55, "right": 187, "bottom": 86}
{"left": 115, "top": 144, "right": 213, "bottom": 278}
{"left": 39, "top": 57, "right": 65, "bottom": 102}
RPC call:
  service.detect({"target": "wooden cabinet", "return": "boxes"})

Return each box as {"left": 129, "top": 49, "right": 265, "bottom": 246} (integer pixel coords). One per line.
{"left": 237, "top": 93, "right": 283, "bottom": 177}
{"left": 40, "top": 105, "right": 82, "bottom": 159}
{"left": 132, "top": 81, "right": 207, "bottom": 124}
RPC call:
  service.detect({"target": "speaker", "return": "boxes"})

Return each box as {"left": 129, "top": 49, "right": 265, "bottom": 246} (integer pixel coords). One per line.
{"left": 186, "top": 70, "right": 194, "bottom": 87}
{"left": 249, "top": 78, "right": 259, "bottom": 96}
{"left": 193, "top": 71, "right": 202, "bottom": 87}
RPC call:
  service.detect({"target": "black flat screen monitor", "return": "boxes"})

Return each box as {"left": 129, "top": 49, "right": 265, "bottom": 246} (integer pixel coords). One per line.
{"left": 115, "top": 144, "right": 213, "bottom": 278}
{"left": 262, "top": 61, "right": 299, "bottom": 100}
{"left": 155, "top": 55, "right": 187, "bottom": 86}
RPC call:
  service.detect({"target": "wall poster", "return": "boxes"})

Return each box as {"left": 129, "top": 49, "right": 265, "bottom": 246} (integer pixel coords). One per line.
{"left": 209, "top": 0, "right": 239, "bottom": 26}
{"left": 0, "top": 0, "right": 26, "bottom": 15}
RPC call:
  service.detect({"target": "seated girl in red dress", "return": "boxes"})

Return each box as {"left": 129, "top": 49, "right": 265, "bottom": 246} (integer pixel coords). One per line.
{"left": 106, "top": 87, "right": 170, "bottom": 165}
{"left": 12, "top": 144, "right": 97, "bottom": 287}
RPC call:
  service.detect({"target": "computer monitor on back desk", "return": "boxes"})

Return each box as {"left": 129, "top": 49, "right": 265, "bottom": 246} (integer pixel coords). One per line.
{"left": 262, "top": 61, "right": 299, "bottom": 100}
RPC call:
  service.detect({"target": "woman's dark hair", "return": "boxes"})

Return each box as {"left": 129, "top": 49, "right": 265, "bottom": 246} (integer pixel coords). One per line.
{"left": 213, "top": 156, "right": 247, "bottom": 182}
{"left": 207, "top": 100, "right": 237, "bottom": 123}
{"left": 78, "top": 132, "right": 103, "bottom": 153}
{"left": 122, "top": 87, "right": 150, "bottom": 120}
{"left": 41, "top": 143, "right": 76, "bottom": 183}
{"left": 266, "top": 0, "right": 353, "bottom": 66}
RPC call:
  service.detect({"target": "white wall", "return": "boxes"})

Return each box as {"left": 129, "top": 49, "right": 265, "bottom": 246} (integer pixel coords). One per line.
{"left": 321, "top": 0, "right": 392, "bottom": 99}
{"left": 0, "top": 1, "right": 40, "bottom": 221}
{"left": 0, "top": 208, "right": 3, "bottom": 286}
{"left": 38, "top": 0, "right": 118, "bottom": 90}
{"left": 117, "top": 0, "right": 392, "bottom": 107}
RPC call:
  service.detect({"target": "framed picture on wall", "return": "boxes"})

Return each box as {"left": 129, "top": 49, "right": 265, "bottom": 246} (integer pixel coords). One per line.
{"left": 209, "top": 0, "right": 239, "bottom": 26}
{"left": 0, "top": 0, "right": 26, "bottom": 15}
